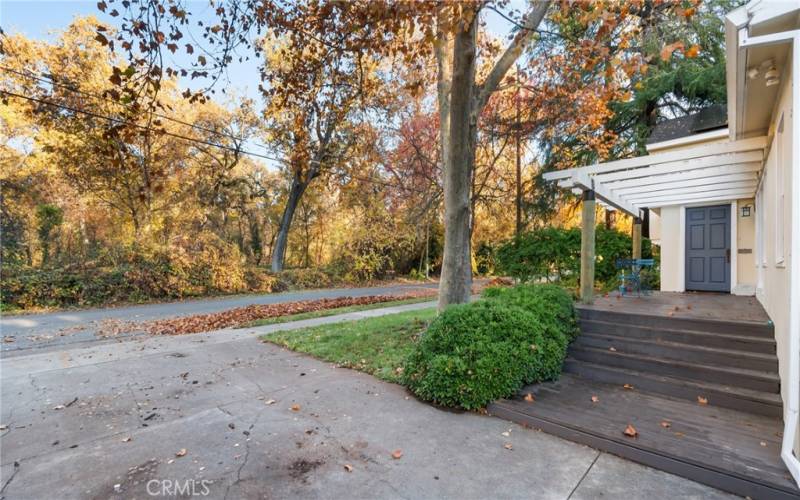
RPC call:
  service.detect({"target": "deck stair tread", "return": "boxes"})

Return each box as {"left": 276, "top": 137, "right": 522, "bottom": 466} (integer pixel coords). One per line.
{"left": 489, "top": 374, "right": 798, "bottom": 499}
{"left": 570, "top": 345, "right": 780, "bottom": 385}
{"left": 574, "top": 332, "right": 778, "bottom": 370}
{"left": 564, "top": 358, "right": 783, "bottom": 407}
{"left": 577, "top": 307, "right": 774, "bottom": 338}
{"left": 579, "top": 318, "right": 777, "bottom": 349}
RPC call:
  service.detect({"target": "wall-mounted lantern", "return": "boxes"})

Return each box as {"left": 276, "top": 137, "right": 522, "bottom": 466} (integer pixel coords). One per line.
{"left": 741, "top": 204, "right": 752, "bottom": 217}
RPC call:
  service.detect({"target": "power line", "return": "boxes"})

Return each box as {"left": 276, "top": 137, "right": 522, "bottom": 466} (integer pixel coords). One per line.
{"left": 0, "top": 88, "right": 435, "bottom": 194}
{"left": 0, "top": 64, "right": 269, "bottom": 152}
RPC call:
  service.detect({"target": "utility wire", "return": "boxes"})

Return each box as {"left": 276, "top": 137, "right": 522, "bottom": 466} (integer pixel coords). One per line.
{"left": 0, "top": 64, "right": 268, "bottom": 151}
{"left": 0, "top": 87, "right": 434, "bottom": 194}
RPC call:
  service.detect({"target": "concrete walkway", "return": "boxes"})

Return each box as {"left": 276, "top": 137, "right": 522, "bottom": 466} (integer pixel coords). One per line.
{"left": 0, "top": 305, "right": 735, "bottom": 499}
{"left": 0, "top": 282, "right": 439, "bottom": 353}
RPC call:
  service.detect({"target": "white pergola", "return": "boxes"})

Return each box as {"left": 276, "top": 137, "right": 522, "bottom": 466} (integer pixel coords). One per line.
{"left": 541, "top": 135, "right": 767, "bottom": 303}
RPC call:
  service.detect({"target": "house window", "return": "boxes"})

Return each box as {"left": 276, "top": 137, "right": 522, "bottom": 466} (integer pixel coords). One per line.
{"left": 775, "top": 113, "right": 785, "bottom": 265}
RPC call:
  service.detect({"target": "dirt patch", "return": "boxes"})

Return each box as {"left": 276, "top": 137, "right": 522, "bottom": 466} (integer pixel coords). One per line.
{"left": 288, "top": 459, "right": 324, "bottom": 480}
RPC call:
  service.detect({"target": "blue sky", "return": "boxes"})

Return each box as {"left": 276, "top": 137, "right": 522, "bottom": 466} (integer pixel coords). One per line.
{"left": 1, "top": 0, "right": 516, "bottom": 104}
{"left": 1, "top": 1, "right": 519, "bottom": 167}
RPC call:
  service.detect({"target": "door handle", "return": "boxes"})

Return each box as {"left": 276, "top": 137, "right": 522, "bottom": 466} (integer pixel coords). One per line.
{"left": 726, "top": 249, "right": 731, "bottom": 263}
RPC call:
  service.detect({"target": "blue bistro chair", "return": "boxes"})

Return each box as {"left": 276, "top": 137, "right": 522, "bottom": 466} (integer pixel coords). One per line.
{"left": 616, "top": 258, "right": 655, "bottom": 297}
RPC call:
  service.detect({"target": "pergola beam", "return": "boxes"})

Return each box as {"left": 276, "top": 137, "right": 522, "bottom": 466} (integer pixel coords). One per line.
{"left": 623, "top": 180, "right": 758, "bottom": 203}
{"left": 571, "top": 172, "right": 639, "bottom": 217}
{"left": 608, "top": 171, "right": 758, "bottom": 195}
{"left": 590, "top": 152, "right": 762, "bottom": 184}
{"left": 631, "top": 187, "right": 756, "bottom": 207}
{"left": 542, "top": 136, "right": 767, "bottom": 182}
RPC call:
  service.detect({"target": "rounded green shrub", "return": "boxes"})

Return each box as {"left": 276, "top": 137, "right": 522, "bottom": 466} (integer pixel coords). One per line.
{"left": 403, "top": 300, "right": 568, "bottom": 410}
{"left": 482, "top": 283, "right": 579, "bottom": 341}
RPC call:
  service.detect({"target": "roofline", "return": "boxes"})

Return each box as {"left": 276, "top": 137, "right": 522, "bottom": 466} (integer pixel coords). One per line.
{"left": 646, "top": 127, "right": 729, "bottom": 153}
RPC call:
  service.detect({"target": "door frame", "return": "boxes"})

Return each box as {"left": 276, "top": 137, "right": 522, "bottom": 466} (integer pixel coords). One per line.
{"left": 678, "top": 201, "right": 737, "bottom": 293}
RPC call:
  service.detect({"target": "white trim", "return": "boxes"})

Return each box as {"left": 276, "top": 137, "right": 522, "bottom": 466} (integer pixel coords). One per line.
{"left": 679, "top": 206, "right": 686, "bottom": 292}
{"left": 782, "top": 32, "right": 800, "bottom": 487}
{"left": 543, "top": 137, "right": 767, "bottom": 181}
{"left": 646, "top": 128, "right": 730, "bottom": 153}
{"left": 731, "top": 201, "right": 738, "bottom": 294}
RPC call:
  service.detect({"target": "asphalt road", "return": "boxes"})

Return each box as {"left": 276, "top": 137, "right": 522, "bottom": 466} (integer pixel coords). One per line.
{"left": 0, "top": 282, "right": 439, "bottom": 353}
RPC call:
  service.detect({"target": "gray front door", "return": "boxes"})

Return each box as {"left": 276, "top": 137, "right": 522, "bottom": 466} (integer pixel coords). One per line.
{"left": 685, "top": 205, "right": 731, "bottom": 292}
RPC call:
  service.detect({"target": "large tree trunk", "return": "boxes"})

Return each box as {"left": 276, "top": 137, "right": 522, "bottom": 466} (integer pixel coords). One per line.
{"left": 270, "top": 176, "right": 308, "bottom": 272}
{"left": 438, "top": 15, "right": 477, "bottom": 309}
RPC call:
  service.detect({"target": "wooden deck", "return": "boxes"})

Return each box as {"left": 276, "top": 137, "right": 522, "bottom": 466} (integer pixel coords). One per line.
{"left": 490, "top": 292, "right": 799, "bottom": 498}
{"left": 580, "top": 290, "right": 771, "bottom": 323}
{"left": 490, "top": 374, "right": 799, "bottom": 499}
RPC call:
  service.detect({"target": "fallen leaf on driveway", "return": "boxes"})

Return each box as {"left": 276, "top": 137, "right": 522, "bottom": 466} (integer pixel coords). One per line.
{"left": 523, "top": 393, "right": 534, "bottom": 402}
{"left": 344, "top": 464, "right": 353, "bottom": 472}
{"left": 265, "top": 399, "right": 276, "bottom": 405}
{"left": 391, "top": 449, "right": 403, "bottom": 459}
{"left": 0, "top": 425, "right": 7, "bottom": 431}
{"left": 609, "top": 347, "right": 617, "bottom": 352}
{"left": 290, "top": 404, "right": 301, "bottom": 412}
{"left": 501, "top": 431, "right": 510, "bottom": 437}
{"left": 623, "top": 384, "right": 634, "bottom": 390}
{"left": 623, "top": 424, "right": 638, "bottom": 438}
{"left": 52, "top": 405, "right": 65, "bottom": 410}
{"left": 591, "top": 396, "right": 599, "bottom": 403}
{"left": 660, "top": 421, "right": 671, "bottom": 429}
{"left": 697, "top": 396, "right": 708, "bottom": 405}
{"left": 503, "top": 443, "right": 513, "bottom": 450}
{"left": 175, "top": 449, "right": 187, "bottom": 457}
{"left": 121, "top": 436, "right": 132, "bottom": 442}
{"left": 760, "top": 441, "right": 767, "bottom": 447}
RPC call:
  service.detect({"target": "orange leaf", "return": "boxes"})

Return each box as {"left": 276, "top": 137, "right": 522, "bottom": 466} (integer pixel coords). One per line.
{"left": 623, "top": 424, "right": 638, "bottom": 438}
{"left": 685, "top": 45, "right": 700, "bottom": 58}
{"left": 503, "top": 443, "right": 513, "bottom": 450}
{"left": 344, "top": 464, "right": 353, "bottom": 472}
{"left": 623, "top": 384, "right": 634, "bottom": 390}
{"left": 291, "top": 404, "right": 301, "bottom": 412}
{"left": 697, "top": 396, "right": 708, "bottom": 405}
{"left": 660, "top": 420, "right": 671, "bottom": 429}
{"left": 591, "top": 396, "right": 599, "bottom": 403}
{"left": 524, "top": 393, "right": 535, "bottom": 403}
{"left": 660, "top": 41, "right": 684, "bottom": 61}
{"left": 391, "top": 449, "right": 403, "bottom": 459}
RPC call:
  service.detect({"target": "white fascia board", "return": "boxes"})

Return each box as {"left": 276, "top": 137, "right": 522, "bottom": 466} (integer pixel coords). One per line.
{"left": 542, "top": 136, "right": 766, "bottom": 182}
{"left": 604, "top": 163, "right": 761, "bottom": 190}
{"left": 646, "top": 128, "right": 729, "bottom": 153}
{"left": 639, "top": 194, "right": 749, "bottom": 209}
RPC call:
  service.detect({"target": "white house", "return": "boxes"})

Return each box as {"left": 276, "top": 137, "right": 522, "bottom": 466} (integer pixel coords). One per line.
{"left": 543, "top": 1, "right": 800, "bottom": 487}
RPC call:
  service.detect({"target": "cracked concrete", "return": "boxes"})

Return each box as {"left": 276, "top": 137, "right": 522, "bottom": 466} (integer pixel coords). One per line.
{"left": 0, "top": 308, "right": 737, "bottom": 499}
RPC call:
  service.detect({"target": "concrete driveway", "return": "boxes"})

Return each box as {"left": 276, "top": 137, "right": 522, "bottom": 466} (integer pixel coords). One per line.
{"left": 0, "top": 282, "right": 438, "bottom": 353}
{"left": 0, "top": 312, "right": 734, "bottom": 499}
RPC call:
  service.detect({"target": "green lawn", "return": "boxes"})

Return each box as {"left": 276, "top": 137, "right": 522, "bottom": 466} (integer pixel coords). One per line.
{"left": 244, "top": 296, "right": 435, "bottom": 327}
{"left": 262, "top": 307, "right": 437, "bottom": 383}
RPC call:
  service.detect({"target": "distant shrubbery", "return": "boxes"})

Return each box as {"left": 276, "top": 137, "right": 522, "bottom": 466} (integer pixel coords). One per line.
{"left": 495, "top": 225, "right": 656, "bottom": 287}
{"left": 403, "top": 284, "right": 575, "bottom": 410}
{"left": 0, "top": 235, "right": 350, "bottom": 310}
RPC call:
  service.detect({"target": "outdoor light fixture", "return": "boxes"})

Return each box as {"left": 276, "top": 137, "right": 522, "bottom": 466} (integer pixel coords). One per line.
{"left": 741, "top": 204, "right": 752, "bottom": 217}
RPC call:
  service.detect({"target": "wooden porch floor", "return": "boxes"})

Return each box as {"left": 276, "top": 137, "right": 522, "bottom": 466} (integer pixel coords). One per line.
{"left": 489, "top": 374, "right": 799, "bottom": 499}
{"left": 580, "top": 290, "right": 771, "bottom": 323}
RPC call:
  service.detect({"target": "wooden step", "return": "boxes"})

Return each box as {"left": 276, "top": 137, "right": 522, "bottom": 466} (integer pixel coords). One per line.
{"left": 579, "top": 319, "right": 776, "bottom": 355}
{"left": 574, "top": 333, "right": 778, "bottom": 372}
{"left": 564, "top": 358, "right": 783, "bottom": 417}
{"left": 488, "top": 374, "right": 798, "bottom": 499}
{"left": 569, "top": 346, "right": 780, "bottom": 393}
{"left": 578, "top": 308, "right": 774, "bottom": 338}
